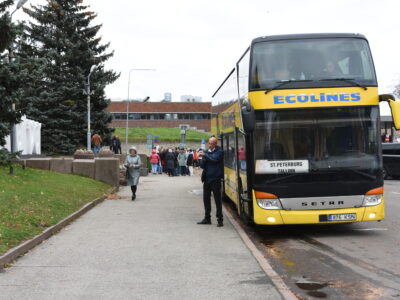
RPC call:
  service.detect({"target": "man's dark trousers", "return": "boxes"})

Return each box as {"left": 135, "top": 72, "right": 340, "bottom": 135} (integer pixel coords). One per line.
{"left": 203, "top": 179, "right": 223, "bottom": 222}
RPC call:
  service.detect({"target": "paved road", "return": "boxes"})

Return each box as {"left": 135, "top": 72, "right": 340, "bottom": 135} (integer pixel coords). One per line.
{"left": 0, "top": 174, "right": 282, "bottom": 300}
{"left": 242, "top": 180, "right": 400, "bottom": 299}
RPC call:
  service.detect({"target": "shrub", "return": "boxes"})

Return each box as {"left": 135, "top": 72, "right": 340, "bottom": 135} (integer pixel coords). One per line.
{"left": 0, "top": 149, "right": 20, "bottom": 167}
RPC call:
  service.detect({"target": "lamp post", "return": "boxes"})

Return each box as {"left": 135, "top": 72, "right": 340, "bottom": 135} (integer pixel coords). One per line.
{"left": 9, "top": 0, "right": 28, "bottom": 153}
{"left": 10, "top": 0, "right": 28, "bottom": 17}
{"left": 86, "top": 65, "right": 97, "bottom": 151}
{"left": 125, "top": 68, "right": 155, "bottom": 153}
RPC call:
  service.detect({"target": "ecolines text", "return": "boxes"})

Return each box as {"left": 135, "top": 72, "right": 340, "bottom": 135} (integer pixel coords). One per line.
{"left": 274, "top": 92, "right": 361, "bottom": 104}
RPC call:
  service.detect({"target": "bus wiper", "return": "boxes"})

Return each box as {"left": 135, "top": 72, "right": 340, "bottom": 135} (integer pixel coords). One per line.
{"left": 265, "top": 174, "right": 297, "bottom": 184}
{"left": 348, "top": 169, "right": 376, "bottom": 180}
{"left": 314, "top": 167, "right": 376, "bottom": 180}
{"left": 264, "top": 80, "right": 314, "bottom": 94}
{"left": 319, "top": 78, "right": 368, "bottom": 90}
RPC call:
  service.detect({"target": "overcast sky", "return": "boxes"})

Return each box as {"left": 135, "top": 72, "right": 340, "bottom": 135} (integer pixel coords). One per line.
{"left": 15, "top": 0, "right": 400, "bottom": 109}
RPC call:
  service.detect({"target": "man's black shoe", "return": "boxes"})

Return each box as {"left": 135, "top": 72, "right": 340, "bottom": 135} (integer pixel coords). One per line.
{"left": 197, "top": 219, "right": 211, "bottom": 225}
{"left": 217, "top": 222, "right": 223, "bottom": 227}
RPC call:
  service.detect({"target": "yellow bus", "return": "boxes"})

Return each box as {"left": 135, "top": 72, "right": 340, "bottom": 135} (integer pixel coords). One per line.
{"left": 212, "top": 33, "right": 400, "bottom": 225}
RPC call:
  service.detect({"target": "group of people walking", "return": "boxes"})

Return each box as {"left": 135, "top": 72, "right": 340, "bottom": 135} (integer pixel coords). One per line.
{"left": 148, "top": 147, "right": 202, "bottom": 177}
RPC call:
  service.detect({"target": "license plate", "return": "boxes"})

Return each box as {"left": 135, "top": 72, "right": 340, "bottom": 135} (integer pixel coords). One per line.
{"left": 328, "top": 213, "right": 356, "bottom": 221}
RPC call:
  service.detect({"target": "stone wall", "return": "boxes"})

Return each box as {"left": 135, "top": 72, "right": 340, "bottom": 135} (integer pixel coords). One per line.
{"left": 21, "top": 157, "right": 122, "bottom": 186}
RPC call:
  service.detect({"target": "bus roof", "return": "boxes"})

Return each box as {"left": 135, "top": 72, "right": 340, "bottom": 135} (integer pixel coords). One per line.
{"left": 251, "top": 33, "right": 367, "bottom": 44}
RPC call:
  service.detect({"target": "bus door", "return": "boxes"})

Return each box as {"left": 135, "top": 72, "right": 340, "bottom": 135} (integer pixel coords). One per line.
{"left": 222, "top": 131, "right": 240, "bottom": 207}
{"left": 236, "top": 129, "right": 252, "bottom": 223}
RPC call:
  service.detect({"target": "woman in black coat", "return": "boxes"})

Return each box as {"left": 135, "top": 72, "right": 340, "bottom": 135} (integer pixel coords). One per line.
{"left": 165, "top": 148, "right": 176, "bottom": 177}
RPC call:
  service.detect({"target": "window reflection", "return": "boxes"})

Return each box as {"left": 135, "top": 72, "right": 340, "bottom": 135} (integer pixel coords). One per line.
{"left": 254, "top": 107, "right": 379, "bottom": 173}
{"left": 251, "top": 38, "right": 377, "bottom": 90}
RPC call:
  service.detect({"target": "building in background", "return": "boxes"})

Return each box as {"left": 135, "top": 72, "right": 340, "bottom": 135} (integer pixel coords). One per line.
{"left": 180, "top": 95, "right": 202, "bottom": 102}
{"left": 108, "top": 101, "right": 211, "bottom": 132}
{"left": 162, "top": 93, "right": 172, "bottom": 102}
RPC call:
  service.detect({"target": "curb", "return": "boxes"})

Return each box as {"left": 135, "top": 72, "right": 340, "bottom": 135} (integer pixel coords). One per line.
{"left": 0, "top": 186, "right": 119, "bottom": 269}
{"left": 223, "top": 206, "right": 298, "bottom": 300}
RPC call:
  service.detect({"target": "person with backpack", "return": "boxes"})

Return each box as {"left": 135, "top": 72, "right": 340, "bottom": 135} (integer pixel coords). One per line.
{"left": 149, "top": 149, "right": 160, "bottom": 175}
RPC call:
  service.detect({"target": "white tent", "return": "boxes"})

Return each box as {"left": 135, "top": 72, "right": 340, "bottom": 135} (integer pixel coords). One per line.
{"left": 3, "top": 116, "right": 42, "bottom": 155}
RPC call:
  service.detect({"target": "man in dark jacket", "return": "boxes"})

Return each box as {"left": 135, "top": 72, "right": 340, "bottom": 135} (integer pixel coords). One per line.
{"left": 198, "top": 137, "right": 224, "bottom": 227}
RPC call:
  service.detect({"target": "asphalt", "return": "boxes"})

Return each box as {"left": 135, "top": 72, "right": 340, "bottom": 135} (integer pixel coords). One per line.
{"left": 0, "top": 172, "right": 283, "bottom": 300}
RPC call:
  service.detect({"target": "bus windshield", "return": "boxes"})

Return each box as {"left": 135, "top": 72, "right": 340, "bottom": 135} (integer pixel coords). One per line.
{"left": 251, "top": 38, "right": 377, "bottom": 90}
{"left": 254, "top": 106, "right": 380, "bottom": 181}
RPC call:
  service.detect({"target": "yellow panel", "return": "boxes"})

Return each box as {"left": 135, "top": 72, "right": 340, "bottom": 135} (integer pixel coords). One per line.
{"left": 249, "top": 87, "right": 378, "bottom": 110}
{"left": 219, "top": 102, "right": 241, "bottom": 134}
{"left": 361, "top": 198, "right": 385, "bottom": 221}
{"left": 254, "top": 208, "right": 284, "bottom": 225}
{"left": 211, "top": 117, "right": 218, "bottom": 136}
{"left": 389, "top": 99, "right": 400, "bottom": 130}
{"left": 224, "top": 167, "right": 239, "bottom": 207}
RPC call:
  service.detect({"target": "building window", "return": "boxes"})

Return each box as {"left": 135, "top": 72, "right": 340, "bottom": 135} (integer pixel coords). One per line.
{"left": 178, "top": 113, "right": 190, "bottom": 120}
{"left": 128, "top": 113, "right": 140, "bottom": 120}
{"left": 113, "top": 112, "right": 211, "bottom": 121}
{"left": 113, "top": 113, "right": 127, "bottom": 120}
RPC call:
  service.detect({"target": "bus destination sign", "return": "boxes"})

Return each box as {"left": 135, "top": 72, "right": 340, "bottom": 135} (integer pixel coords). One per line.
{"left": 255, "top": 160, "right": 309, "bottom": 174}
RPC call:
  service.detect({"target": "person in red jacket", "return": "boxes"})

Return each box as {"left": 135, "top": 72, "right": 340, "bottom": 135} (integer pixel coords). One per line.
{"left": 193, "top": 150, "right": 199, "bottom": 168}
{"left": 149, "top": 149, "right": 160, "bottom": 175}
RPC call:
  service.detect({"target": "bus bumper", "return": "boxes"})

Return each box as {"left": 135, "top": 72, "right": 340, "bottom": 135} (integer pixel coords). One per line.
{"left": 253, "top": 201, "right": 385, "bottom": 225}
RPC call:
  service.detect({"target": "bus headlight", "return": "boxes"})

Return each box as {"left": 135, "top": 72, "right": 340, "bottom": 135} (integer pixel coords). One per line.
{"left": 362, "top": 194, "right": 382, "bottom": 206}
{"left": 256, "top": 198, "right": 282, "bottom": 210}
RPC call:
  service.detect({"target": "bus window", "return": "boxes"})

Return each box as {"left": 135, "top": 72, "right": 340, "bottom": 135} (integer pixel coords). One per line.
{"left": 229, "top": 135, "right": 236, "bottom": 169}
{"left": 254, "top": 107, "right": 380, "bottom": 175}
{"left": 250, "top": 38, "right": 377, "bottom": 90}
{"left": 223, "top": 135, "right": 230, "bottom": 168}
{"left": 237, "top": 134, "right": 246, "bottom": 171}
{"left": 238, "top": 49, "right": 250, "bottom": 101}
{"left": 223, "top": 133, "right": 236, "bottom": 169}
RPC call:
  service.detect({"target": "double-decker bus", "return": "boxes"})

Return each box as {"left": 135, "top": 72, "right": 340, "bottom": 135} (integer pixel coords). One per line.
{"left": 212, "top": 33, "right": 400, "bottom": 225}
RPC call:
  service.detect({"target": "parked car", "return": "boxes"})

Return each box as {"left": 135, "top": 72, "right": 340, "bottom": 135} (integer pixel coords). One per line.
{"left": 382, "top": 142, "right": 400, "bottom": 179}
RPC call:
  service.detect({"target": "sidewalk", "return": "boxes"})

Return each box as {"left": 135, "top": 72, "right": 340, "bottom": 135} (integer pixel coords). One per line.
{"left": 0, "top": 173, "right": 283, "bottom": 299}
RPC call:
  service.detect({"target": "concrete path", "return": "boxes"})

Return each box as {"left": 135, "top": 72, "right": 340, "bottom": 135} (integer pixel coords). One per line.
{"left": 0, "top": 173, "right": 283, "bottom": 300}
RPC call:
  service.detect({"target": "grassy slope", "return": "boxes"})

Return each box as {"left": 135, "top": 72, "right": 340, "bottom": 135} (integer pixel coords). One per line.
{"left": 0, "top": 165, "right": 113, "bottom": 255}
{"left": 113, "top": 127, "right": 210, "bottom": 142}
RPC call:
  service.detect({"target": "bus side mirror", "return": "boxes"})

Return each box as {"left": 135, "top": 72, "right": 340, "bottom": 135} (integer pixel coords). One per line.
{"left": 241, "top": 102, "right": 255, "bottom": 133}
{"left": 389, "top": 99, "right": 400, "bottom": 130}
{"left": 379, "top": 94, "right": 395, "bottom": 102}
{"left": 379, "top": 94, "right": 400, "bottom": 130}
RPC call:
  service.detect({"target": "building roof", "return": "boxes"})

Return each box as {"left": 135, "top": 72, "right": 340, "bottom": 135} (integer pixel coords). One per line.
{"left": 108, "top": 101, "right": 212, "bottom": 113}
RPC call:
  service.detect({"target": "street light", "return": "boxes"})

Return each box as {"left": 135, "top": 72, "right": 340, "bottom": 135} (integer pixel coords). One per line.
{"left": 9, "top": 0, "right": 29, "bottom": 153}
{"left": 125, "top": 68, "right": 155, "bottom": 153}
{"left": 10, "top": 0, "right": 28, "bottom": 17}
{"left": 86, "top": 65, "right": 97, "bottom": 151}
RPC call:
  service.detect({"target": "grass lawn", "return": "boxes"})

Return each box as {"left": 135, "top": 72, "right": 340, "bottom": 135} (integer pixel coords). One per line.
{"left": 0, "top": 165, "right": 113, "bottom": 256}
{"left": 113, "top": 127, "right": 210, "bottom": 143}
